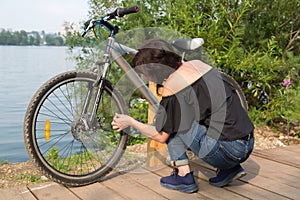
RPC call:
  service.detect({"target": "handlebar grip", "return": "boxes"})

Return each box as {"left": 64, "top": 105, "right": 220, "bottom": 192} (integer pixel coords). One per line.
{"left": 108, "top": 6, "right": 139, "bottom": 19}
{"left": 117, "top": 6, "right": 139, "bottom": 17}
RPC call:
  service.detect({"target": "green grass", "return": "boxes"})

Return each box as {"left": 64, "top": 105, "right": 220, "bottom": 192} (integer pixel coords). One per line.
{"left": 0, "top": 160, "right": 9, "bottom": 165}
{"left": 14, "top": 174, "right": 44, "bottom": 183}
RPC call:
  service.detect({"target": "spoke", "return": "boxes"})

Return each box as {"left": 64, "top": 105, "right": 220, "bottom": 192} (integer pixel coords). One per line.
{"left": 62, "top": 83, "right": 74, "bottom": 115}
{"left": 60, "top": 140, "right": 75, "bottom": 158}
{"left": 44, "top": 91, "right": 73, "bottom": 121}
{"left": 39, "top": 107, "right": 72, "bottom": 124}
{"left": 36, "top": 129, "right": 71, "bottom": 133}
{"left": 79, "top": 145, "right": 85, "bottom": 174}
{"left": 51, "top": 91, "right": 74, "bottom": 119}
{"left": 36, "top": 131, "right": 69, "bottom": 142}
{"left": 82, "top": 145, "right": 98, "bottom": 170}
{"left": 73, "top": 81, "right": 79, "bottom": 115}
{"left": 44, "top": 99, "right": 72, "bottom": 122}
{"left": 40, "top": 131, "right": 70, "bottom": 156}
{"left": 36, "top": 120, "right": 70, "bottom": 125}
{"left": 36, "top": 133, "right": 65, "bottom": 141}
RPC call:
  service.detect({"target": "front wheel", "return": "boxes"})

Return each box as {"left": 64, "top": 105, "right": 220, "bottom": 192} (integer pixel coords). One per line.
{"left": 24, "top": 70, "right": 128, "bottom": 186}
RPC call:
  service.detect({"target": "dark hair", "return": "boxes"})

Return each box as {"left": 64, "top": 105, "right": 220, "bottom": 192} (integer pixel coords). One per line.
{"left": 133, "top": 38, "right": 182, "bottom": 70}
{"left": 132, "top": 39, "right": 182, "bottom": 84}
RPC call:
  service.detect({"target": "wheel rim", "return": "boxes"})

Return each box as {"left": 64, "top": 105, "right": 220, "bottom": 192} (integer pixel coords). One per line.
{"left": 31, "top": 75, "right": 126, "bottom": 177}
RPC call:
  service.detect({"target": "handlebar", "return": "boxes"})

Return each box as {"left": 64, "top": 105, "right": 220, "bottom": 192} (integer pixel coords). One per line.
{"left": 108, "top": 6, "right": 139, "bottom": 19}
{"left": 82, "top": 6, "right": 139, "bottom": 37}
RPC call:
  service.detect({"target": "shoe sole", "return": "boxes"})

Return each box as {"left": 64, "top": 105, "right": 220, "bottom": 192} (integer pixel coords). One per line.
{"left": 209, "top": 170, "right": 247, "bottom": 187}
{"left": 160, "top": 182, "right": 198, "bottom": 193}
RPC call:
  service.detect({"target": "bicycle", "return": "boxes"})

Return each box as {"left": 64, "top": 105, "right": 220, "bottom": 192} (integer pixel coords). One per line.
{"left": 23, "top": 6, "right": 248, "bottom": 187}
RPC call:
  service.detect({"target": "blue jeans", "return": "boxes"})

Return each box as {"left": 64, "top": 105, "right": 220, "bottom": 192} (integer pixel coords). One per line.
{"left": 167, "top": 122, "right": 254, "bottom": 169}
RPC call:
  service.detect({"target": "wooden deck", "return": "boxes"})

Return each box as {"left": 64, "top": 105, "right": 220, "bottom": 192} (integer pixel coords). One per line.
{"left": 1, "top": 144, "right": 300, "bottom": 200}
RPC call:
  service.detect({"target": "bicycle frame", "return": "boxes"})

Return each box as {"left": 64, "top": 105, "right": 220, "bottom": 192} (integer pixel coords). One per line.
{"left": 87, "top": 35, "right": 159, "bottom": 124}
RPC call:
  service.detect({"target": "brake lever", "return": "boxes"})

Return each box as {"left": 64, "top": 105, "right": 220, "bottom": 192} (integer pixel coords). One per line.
{"left": 82, "top": 19, "right": 95, "bottom": 37}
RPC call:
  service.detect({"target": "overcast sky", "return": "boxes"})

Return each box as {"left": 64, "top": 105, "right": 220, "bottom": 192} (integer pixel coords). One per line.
{"left": 0, "top": 0, "right": 89, "bottom": 33}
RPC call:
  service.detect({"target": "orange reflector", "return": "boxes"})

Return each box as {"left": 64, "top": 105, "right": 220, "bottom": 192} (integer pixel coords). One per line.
{"left": 44, "top": 120, "right": 50, "bottom": 141}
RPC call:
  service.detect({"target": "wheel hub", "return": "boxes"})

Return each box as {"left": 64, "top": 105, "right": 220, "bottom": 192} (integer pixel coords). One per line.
{"left": 71, "top": 115, "right": 101, "bottom": 142}
{"left": 71, "top": 115, "right": 90, "bottom": 141}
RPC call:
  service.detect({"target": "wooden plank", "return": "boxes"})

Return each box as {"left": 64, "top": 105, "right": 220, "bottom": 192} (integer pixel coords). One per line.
{"left": 254, "top": 144, "right": 300, "bottom": 158}
{"left": 195, "top": 178, "right": 248, "bottom": 200}
{"left": 246, "top": 155, "right": 300, "bottom": 178}
{"left": 153, "top": 165, "right": 248, "bottom": 199}
{"left": 190, "top": 162, "right": 290, "bottom": 200}
{"left": 227, "top": 181, "right": 289, "bottom": 200}
{"left": 241, "top": 173, "right": 300, "bottom": 199}
{"left": 279, "top": 144, "right": 300, "bottom": 153}
{"left": 126, "top": 167, "right": 206, "bottom": 200}
{"left": 0, "top": 186, "right": 36, "bottom": 200}
{"left": 191, "top": 149, "right": 300, "bottom": 182}
{"left": 244, "top": 155, "right": 300, "bottom": 188}
{"left": 253, "top": 146, "right": 300, "bottom": 168}
{"left": 101, "top": 170, "right": 167, "bottom": 200}
{"left": 240, "top": 155, "right": 300, "bottom": 200}
{"left": 69, "top": 182, "right": 125, "bottom": 200}
{"left": 27, "top": 182, "right": 79, "bottom": 200}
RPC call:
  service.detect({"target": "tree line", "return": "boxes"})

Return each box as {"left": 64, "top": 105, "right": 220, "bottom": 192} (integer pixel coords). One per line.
{"left": 0, "top": 29, "right": 65, "bottom": 46}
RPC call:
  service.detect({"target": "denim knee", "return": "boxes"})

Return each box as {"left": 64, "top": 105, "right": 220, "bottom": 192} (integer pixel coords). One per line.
{"left": 167, "top": 136, "right": 188, "bottom": 161}
{"left": 201, "top": 137, "right": 254, "bottom": 169}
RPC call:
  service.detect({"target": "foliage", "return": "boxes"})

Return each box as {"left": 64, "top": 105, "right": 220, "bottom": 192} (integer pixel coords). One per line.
{"left": 45, "top": 34, "right": 64, "bottom": 46}
{"left": 68, "top": 0, "right": 299, "bottom": 135}
{"left": 15, "top": 174, "right": 43, "bottom": 183}
{"left": 45, "top": 146, "right": 59, "bottom": 161}
{"left": 242, "top": 0, "right": 300, "bottom": 54}
{"left": 0, "top": 160, "right": 9, "bottom": 165}
{"left": 128, "top": 97, "right": 148, "bottom": 145}
{"left": 45, "top": 146, "right": 95, "bottom": 173}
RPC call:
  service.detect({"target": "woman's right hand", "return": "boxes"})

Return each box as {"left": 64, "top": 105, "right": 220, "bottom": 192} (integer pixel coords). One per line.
{"left": 111, "top": 113, "right": 133, "bottom": 132}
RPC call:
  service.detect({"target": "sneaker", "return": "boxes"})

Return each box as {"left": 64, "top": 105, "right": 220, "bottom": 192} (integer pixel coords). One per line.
{"left": 160, "top": 168, "right": 198, "bottom": 193}
{"left": 209, "top": 164, "right": 246, "bottom": 187}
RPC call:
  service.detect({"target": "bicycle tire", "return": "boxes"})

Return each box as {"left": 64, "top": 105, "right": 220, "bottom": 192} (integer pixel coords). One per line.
{"left": 24, "top": 70, "right": 129, "bottom": 186}
{"left": 221, "top": 72, "right": 248, "bottom": 111}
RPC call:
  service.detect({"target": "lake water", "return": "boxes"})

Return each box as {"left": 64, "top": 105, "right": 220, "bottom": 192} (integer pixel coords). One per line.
{"left": 0, "top": 46, "right": 76, "bottom": 163}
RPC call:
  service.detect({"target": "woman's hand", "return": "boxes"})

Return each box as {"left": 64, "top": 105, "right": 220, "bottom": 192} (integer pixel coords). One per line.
{"left": 112, "top": 113, "right": 169, "bottom": 143}
{"left": 111, "top": 113, "right": 133, "bottom": 132}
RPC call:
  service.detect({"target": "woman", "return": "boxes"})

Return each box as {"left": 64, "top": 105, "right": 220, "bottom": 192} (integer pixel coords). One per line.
{"left": 111, "top": 38, "right": 254, "bottom": 193}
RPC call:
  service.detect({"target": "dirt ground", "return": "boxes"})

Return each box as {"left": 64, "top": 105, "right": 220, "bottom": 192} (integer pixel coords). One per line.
{"left": 1, "top": 126, "right": 299, "bottom": 189}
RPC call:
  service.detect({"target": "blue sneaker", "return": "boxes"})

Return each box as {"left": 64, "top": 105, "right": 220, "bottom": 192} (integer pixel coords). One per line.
{"left": 209, "top": 164, "right": 246, "bottom": 187}
{"left": 160, "top": 168, "right": 198, "bottom": 193}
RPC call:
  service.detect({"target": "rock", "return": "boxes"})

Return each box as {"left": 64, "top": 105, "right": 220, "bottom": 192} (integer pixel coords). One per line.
{"left": 41, "top": 175, "right": 48, "bottom": 181}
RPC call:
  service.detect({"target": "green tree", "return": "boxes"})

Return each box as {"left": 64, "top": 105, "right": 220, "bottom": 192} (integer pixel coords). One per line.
{"left": 45, "top": 34, "right": 64, "bottom": 46}
{"left": 243, "top": 0, "right": 300, "bottom": 55}
{"left": 19, "top": 30, "right": 29, "bottom": 45}
{"left": 33, "top": 32, "right": 41, "bottom": 46}
{"left": 28, "top": 35, "right": 35, "bottom": 45}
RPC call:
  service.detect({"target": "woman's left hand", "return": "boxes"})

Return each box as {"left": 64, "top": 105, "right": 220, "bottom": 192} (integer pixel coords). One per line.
{"left": 111, "top": 113, "right": 133, "bottom": 132}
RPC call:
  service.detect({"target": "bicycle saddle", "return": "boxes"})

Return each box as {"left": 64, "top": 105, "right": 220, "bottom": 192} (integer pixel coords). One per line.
{"left": 171, "top": 38, "right": 204, "bottom": 51}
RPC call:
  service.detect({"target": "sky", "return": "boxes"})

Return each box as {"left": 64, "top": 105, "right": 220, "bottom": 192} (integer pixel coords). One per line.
{"left": 0, "top": 0, "right": 90, "bottom": 33}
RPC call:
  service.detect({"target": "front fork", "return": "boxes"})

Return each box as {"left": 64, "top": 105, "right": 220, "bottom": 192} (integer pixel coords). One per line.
{"left": 81, "top": 37, "right": 114, "bottom": 128}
